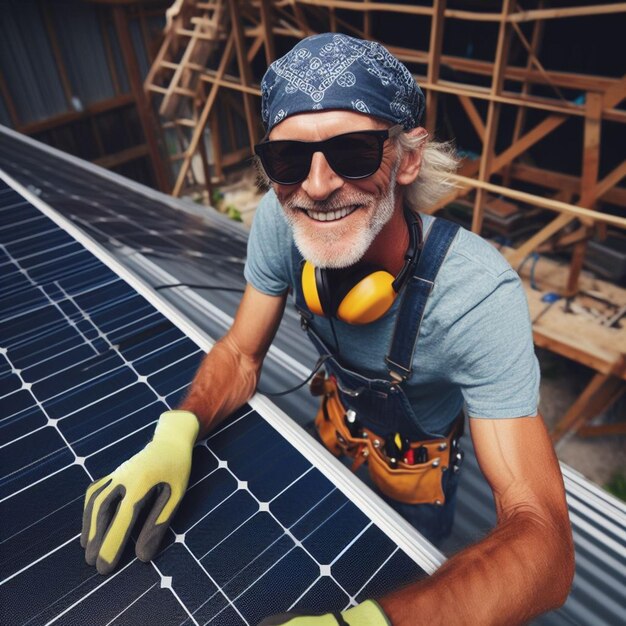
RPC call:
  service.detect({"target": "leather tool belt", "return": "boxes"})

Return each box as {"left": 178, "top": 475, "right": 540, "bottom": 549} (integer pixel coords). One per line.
{"left": 312, "top": 374, "right": 463, "bottom": 505}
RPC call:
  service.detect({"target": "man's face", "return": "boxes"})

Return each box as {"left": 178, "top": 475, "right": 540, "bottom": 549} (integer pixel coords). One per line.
{"left": 267, "top": 111, "right": 401, "bottom": 269}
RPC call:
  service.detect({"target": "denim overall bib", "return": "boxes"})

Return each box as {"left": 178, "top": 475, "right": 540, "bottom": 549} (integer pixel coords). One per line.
{"left": 293, "top": 218, "right": 462, "bottom": 543}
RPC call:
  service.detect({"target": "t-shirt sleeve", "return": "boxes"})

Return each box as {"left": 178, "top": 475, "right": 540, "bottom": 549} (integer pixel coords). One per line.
{"left": 444, "top": 267, "right": 540, "bottom": 419}
{"left": 244, "top": 190, "right": 292, "bottom": 295}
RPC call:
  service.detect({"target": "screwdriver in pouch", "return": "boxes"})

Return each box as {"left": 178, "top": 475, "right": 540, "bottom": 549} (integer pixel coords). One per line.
{"left": 385, "top": 433, "right": 403, "bottom": 469}
{"left": 345, "top": 409, "right": 362, "bottom": 438}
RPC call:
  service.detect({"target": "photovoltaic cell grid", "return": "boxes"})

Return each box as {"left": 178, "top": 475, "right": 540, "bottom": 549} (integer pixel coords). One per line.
{"left": 0, "top": 129, "right": 248, "bottom": 288}
{"left": 0, "top": 181, "right": 426, "bottom": 625}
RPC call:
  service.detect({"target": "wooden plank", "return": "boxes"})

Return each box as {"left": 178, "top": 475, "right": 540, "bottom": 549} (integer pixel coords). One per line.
{"left": 425, "top": 0, "right": 446, "bottom": 135}
{"left": 161, "top": 2, "right": 222, "bottom": 119}
{"left": 492, "top": 114, "right": 566, "bottom": 173}
{"left": 0, "top": 66, "right": 20, "bottom": 127}
{"left": 293, "top": 0, "right": 433, "bottom": 17}
{"left": 93, "top": 143, "right": 150, "bottom": 169}
{"left": 551, "top": 364, "right": 626, "bottom": 443}
{"left": 593, "top": 160, "right": 626, "bottom": 200}
{"left": 504, "top": 3, "right": 545, "bottom": 186}
{"left": 565, "top": 92, "right": 603, "bottom": 295}
{"left": 39, "top": 1, "right": 73, "bottom": 109}
{"left": 18, "top": 94, "right": 134, "bottom": 135}
{"left": 449, "top": 174, "right": 626, "bottom": 229}
{"left": 472, "top": 0, "right": 514, "bottom": 234}
{"left": 172, "top": 32, "right": 235, "bottom": 196}
{"left": 228, "top": 0, "right": 260, "bottom": 148}
{"left": 113, "top": 5, "right": 170, "bottom": 193}
{"left": 259, "top": 0, "right": 276, "bottom": 64}
{"left": 199, "top": 74, "right": 262, "bottom": 96}
{"left": 457, "top": 95, "right": 485, "bottom": 141}
{"left": 511, "top": 163, "right": 626, "bottom": 207}
{"left": 417, "top": 77, "right": 625, "bottom": 119}
{"left": 510, "top": 3, "right": 626, "bottom": 23}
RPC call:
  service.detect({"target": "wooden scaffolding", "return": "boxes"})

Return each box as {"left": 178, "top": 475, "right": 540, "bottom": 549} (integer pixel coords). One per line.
{"left": 145, "top": 0, "right": 626, "bottom": 441}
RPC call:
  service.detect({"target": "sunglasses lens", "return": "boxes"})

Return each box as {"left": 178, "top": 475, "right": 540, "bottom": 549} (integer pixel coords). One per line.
{"left": 326, "top": 132, "right": 382, "bottom": 178}
{"left": 257, "top": 142, "right": 309, "bottom": 185}
{"left": 256, "top": 130, "right": 387, "bottom": 184}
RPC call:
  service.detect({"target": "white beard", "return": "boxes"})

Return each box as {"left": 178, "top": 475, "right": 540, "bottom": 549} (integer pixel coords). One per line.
{"left": 282, "top": 165, "right": 399, "bottom": 269}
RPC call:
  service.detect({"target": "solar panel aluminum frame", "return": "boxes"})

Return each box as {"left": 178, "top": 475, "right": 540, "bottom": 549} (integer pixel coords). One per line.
{"left": 0, "top": 168, "right": 447, "bottom": 580}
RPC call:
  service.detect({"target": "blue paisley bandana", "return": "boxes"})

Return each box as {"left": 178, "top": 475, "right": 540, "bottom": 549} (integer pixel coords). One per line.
{"left": 261, "top": 33, "right": 425, "bottom": 132}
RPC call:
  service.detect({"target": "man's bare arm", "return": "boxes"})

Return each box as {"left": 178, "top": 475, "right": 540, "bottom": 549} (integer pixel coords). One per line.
{"left": 379, "top": 414, "right": 574, "bottom": 625}
{"left": 178, "top": 284, "right": 287, "bottom": 438}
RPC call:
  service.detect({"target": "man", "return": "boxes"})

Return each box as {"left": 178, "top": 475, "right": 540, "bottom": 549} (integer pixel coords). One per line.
{"left": 81, "top": 33, "right": 574, "bottom": 624}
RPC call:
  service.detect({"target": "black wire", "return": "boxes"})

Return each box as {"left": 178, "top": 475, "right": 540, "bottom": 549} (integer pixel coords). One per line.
{"left": 154, "top": 283, "right": 245, "bottom": 293}
{"left": 257, "top": 355, "right": 332, "bottom": 397}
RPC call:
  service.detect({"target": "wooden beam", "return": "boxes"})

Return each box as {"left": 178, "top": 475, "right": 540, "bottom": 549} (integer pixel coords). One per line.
{"left": 511, "top": 163, "right": 626, "bottom": 207}
{"left": 449, "top": 174, "right": 626, "bottom": 230}
{"left": 457, "top": 95, "right": 485, "bottom": 141}
{"left": 113, "top": 5, "right": 170, "bottom": 192}
{"left": 0, "top": 66, "right": 20, "bottom": 127}
{"left": 18, "top": 94, "right": 134, "bottom": 135}
{"left": 505, "top": 5, "right": 545, "bottom": 186}
{"left": 472, "top": 0, "right": 514, "bottom": 234}
{"left": 564, "top": 91, "right": 604, "bottom": 296}
{"left": 425, "top": 0, "right": 446, "bottom": 136}
{"left": 259, "top": 0, "right": 276, "bottom": 64}
{"left": 551, "top": 363, "right": 626, "bottom": 443}
{"left": 228, "top": 0, "right": 260, "bottom": 148}
{"left": 172, "top": 32, "right": 235, "bottom": 196}
{"left": 510, "top": 3, "right": 626, "bottom": 23}
{"left": 39, "top": 1, "right": 74, "bottom": 109}
{"left": 593, "top": 160, "right": 626, "bottom": 201}
{"left": 492, "top": 113, "right": 566, "bottom": 173}
{"left": 93, "top": 143, "right": 150, "bottom": 168}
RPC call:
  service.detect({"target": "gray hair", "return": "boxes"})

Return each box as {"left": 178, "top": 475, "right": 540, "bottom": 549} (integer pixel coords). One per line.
{"left": 395, "top": 133, "right": 460, "bottom": 213}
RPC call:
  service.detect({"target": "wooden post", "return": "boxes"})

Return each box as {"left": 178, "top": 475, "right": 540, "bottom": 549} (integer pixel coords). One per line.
{"left": 259, "top": 0, "right": 276, "bottom": 64}
{"left": 565, "top": 91, "right": 603, "bottom": 295}
{"left": 39, "top": 1, "right": 74, "bottom": 110}
{"left": 229, "top": 0, "right": 260, "bottom": 149}
{"left": 504, "top": 2, "right": 545, "bottom": 187}
{"left": 471, "top": 0, "right": 515, "bottom": 234}
{"left": 113, "top": 5, "right": 171, "bottom": 193}
{"left": 425, "top": 0, "right": 446, "bottom": 136}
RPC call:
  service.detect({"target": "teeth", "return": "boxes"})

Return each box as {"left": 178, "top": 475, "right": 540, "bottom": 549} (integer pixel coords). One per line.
{"left": 305, "top": 206, "right": 357, "bottom": 222}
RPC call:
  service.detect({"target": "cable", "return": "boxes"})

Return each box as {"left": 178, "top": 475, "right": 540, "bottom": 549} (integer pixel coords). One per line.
{"left": 257, "top": 354, "right": 332, "bottom": 397}
{"left": 154, "top": 283, "right": 245, "bottom": 293}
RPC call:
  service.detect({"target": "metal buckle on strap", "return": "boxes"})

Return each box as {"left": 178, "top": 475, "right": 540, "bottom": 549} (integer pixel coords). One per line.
{"left": 385, "top": 356, "right": 411, "bottom": 383}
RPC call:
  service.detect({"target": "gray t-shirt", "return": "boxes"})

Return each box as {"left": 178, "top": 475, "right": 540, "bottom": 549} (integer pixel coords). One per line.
{"left": 244, "top": 189, "right": 540, "bottom": 434}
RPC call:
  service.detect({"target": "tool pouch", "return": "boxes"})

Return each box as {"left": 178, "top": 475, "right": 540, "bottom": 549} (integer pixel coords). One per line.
{"left": 312, "top": 374, "right": 462, "bottom": 505}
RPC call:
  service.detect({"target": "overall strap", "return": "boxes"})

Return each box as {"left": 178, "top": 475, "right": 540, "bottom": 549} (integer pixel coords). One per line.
{"left": 385, "top": 218, "right": 460, "bottom": 382}
{"left": 291, "top": 243, "right": 313, "bottom": 324}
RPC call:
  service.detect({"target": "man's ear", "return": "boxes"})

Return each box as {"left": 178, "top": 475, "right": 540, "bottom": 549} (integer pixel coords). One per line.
{"left": 395, "top": 127, "right": 427, "bottom": 185}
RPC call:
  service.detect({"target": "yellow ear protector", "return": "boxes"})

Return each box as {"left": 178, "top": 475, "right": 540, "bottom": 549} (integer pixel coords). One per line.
{"left": 302, "top": 210, "right": 422, "bottom": 325}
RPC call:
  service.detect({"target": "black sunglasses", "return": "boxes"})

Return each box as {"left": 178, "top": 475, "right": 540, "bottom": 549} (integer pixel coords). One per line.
{"left": 254, "top": 124, "right": 404, "bottom": 185}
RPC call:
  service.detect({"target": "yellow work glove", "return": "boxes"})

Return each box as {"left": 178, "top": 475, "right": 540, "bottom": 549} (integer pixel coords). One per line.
{"left": 80, "top": 410, "right": 199, "bottom": 575}
{"left": 258, "top": 600, "right": 391, "bottom": 625}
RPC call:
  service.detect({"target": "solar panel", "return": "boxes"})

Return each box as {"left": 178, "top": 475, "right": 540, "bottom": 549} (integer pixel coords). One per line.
{"left": 3, "top": 127, "right": 625, "bottom": 626}
{"left": 0, "top": 174, "right": 442, "bottom": 625}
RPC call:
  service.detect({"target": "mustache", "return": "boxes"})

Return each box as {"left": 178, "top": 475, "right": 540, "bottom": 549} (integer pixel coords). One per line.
{"left": 283, "top": 191, "right": 373, "bottom": 212}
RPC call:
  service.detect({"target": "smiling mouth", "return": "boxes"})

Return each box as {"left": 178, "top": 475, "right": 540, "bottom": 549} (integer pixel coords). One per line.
{"left": 303, "top": 205, "right": 360, "bottom": 222}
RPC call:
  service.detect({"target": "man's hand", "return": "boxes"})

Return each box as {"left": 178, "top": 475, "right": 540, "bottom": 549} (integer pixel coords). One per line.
{"left": 80, "top": 410, "right": 199, "bottom": 575}
{"left": 259, "top": 600, "right": 390, "bottom": 625}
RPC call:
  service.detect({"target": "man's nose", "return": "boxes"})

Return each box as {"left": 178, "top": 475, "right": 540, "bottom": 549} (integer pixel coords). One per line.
{"left": 300, "top": 152, "right": 344, "bottom": 200}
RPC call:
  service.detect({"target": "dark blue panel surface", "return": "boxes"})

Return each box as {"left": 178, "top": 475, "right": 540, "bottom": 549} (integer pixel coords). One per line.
{"left": 0, "top": 181, "right": 426, "bottom": 625}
